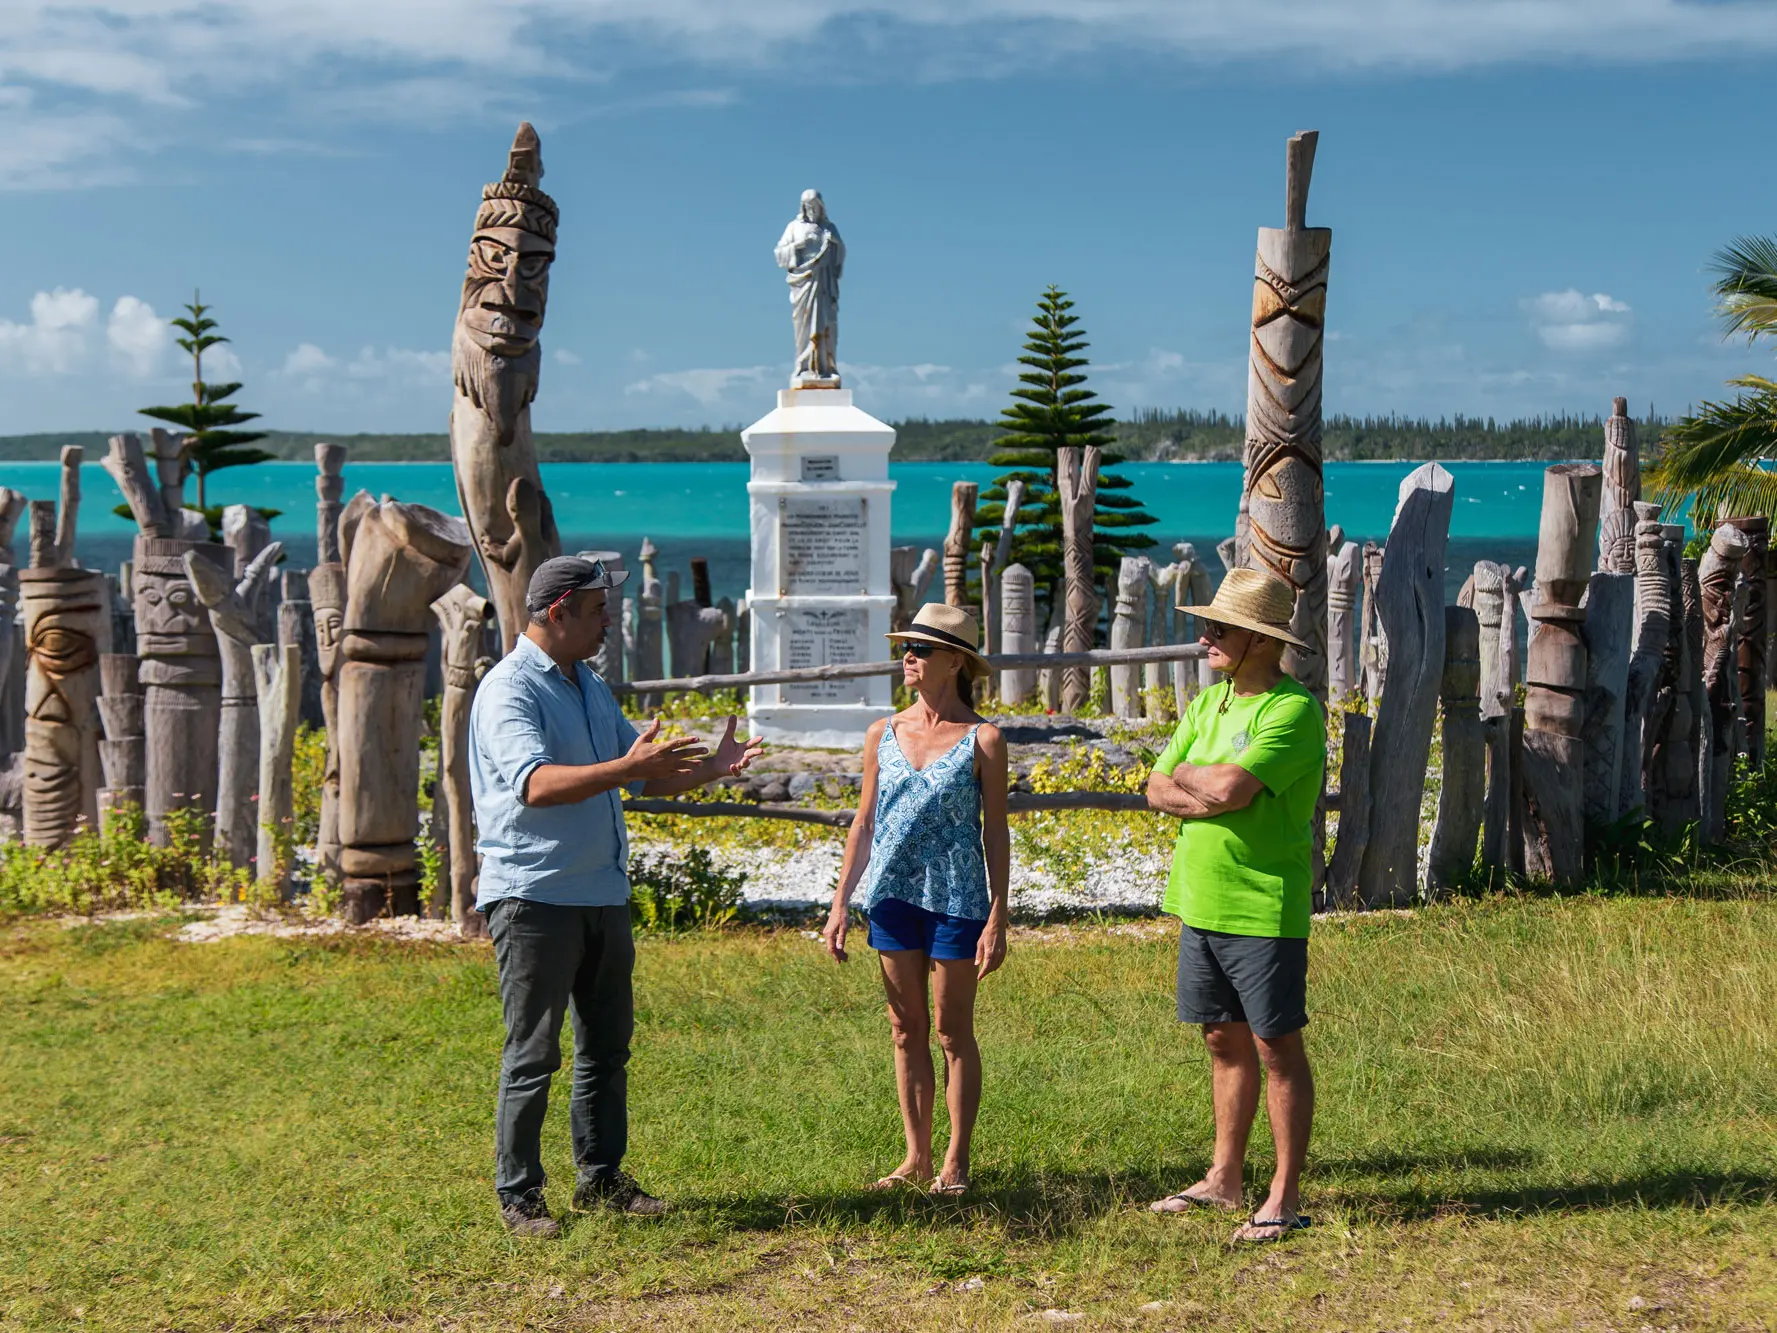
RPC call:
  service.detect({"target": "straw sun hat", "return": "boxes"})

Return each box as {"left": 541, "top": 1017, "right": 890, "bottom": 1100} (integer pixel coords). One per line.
{"left": 886, "top": 604, "right": 992, "bottom": 680}
{"left": 1176, "top": 567, "right": 1311, "bottom": 651}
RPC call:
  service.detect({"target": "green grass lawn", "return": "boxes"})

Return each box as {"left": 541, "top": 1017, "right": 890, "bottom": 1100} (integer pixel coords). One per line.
{"left": 3, "top": 895, "right": 1775, "bottom": 1331}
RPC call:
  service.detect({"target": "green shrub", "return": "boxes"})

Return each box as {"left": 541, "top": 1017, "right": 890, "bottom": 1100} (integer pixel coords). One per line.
{"left": 0, "top": 804, "right": 248, "bottom": 917}
{"left": 629, "top": 846, "right": 746, "bottom": 933}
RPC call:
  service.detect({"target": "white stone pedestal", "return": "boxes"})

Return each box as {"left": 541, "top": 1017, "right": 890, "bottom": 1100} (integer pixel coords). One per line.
{"left": 743, "top": 388, "right": 896, "bottom": 749}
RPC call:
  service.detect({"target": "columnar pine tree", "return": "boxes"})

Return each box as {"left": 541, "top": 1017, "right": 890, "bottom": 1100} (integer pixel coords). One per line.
{"left": 973, "top": 287, "right": 1155, "bottom": 623}
{"left": 138, "top": 292, "right": 272, "bottom": 513}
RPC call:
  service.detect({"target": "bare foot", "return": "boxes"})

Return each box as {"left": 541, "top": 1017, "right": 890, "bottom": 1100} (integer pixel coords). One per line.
{"left": 1149, "top": 1176, "right": 1243, "bottom": 1213}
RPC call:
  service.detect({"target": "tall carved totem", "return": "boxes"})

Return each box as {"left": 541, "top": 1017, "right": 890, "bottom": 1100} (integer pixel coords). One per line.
{"left": 1239, "top": 130, "right": 1330, "bottom": 700}
{"left": 19, "top": 566, "right": 108, "bottom": 846}
{"left": 450, "top": 122, "right": 562, "bottom": 652}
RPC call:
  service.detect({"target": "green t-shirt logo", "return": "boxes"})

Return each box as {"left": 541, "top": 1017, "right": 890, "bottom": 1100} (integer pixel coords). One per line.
{"left": 1230, "top": 730, "right": 1251, "bottom": 754}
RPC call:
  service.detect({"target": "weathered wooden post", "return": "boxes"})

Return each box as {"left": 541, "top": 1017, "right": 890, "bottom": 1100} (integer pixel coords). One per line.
{"left": 978, "top": 541, "right": 998, "bottom": 704}
{"left": 1520, "top": 464, "right": 1603, "bottom": 883}
{"left": 433, "top": 583, "right": 493, "bottom": 938}
{"left": 1472, "top": 561, "right": 1518, "bottom": 872}
{"left": 1324, "top": 711, "right": 1371, "bottom": 906}
{"left": 314, "top": 443, "right": 346, "bottom": 564}
{"left": 1174, "top": 543, "right": 1217, "bottom": 702}
{"left": 1238, "top": 129, "right": 1329, "bottom": 705}
{"left": 449, "top": 123, "right": 562, "bottom": 652}
{"left": 53, "top": 445, "right": 82, "bottom": 566}
{"left": 252, "top": 643, "right": 301, "bottom": 894}
{"left": 1110, "top": 556, "right": 1150, "bottom": 718}
{"left": 943, "top": 481, "right": 979, "bottom": 616}
{"left": 1721, "top": 515, "right": 1769, "bottom": 768}
{"left": 890, "top": 546, "right": 940, "bottom": 633}
{"left": 1598, "top": 397, "right": 1640, "bottom": 574}
{"left": 634, "top": 538, "right": 664, "bottom": 707}
{"left": 999, "top": 563, "right": 1037, "bottom": 705}
{"left": 1326, "top": 534, "right": 1361, "bottom": 703}
{"left": 19, "top": 561, "right": 108, "bottom": 847}
{"left": 1618, "top": 503, "right": 1669, "bottom": 817}
{"left": 1058, "top": 446, "right": 1100, "bottom": 712}
{"left": 1426, "top": 606, "right": 1483, "bottom": 892}
{"left": 1645, "top": 532, "right": 1705, "bottom": 836}
{"left": 96, "top": 651, "right": 145, "bottom": 832}
{"left": 185, "top": 542, "right": 283, "bottom": 870}
{"left": 1699, "top": 524, "right": 1749, "bottom": 843}
{"left": 1356, "top": 464, "right": 1453, "bottom": 906}
{"left": 1580, "top": 571, "right": 1634, "bottom": 827}
{"left": 278, "top": 570, "right": 324, "bottom": 730}
{"left": 1142, "top": 559, "right": 1177, "bottom": 713}
{"left": 336, "top": 499, "right": 472, "bottom": 920}
{"left": 1359, "top": 540, "right": 1387, "bottom": 705}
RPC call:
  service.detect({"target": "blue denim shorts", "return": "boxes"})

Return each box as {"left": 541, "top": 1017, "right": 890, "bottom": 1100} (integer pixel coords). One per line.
{"left": 866, "top": 896, "right": 985, "bottom": 961}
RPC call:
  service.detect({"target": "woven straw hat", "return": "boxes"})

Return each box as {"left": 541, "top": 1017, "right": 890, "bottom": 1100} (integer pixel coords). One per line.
{"left": 886, "top": 604, "right": 991, "bottom": 680}
{"left": 1176, "top": 567, "right": 1311, "bottom": 651}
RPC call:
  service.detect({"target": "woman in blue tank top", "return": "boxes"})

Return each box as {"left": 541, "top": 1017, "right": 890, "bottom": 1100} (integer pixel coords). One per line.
{"left": 821, "top": 604, "right": 1010, "bottom": 1196}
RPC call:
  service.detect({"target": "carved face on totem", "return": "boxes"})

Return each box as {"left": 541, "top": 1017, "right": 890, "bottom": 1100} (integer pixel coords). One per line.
{"left": 313, "top": 603, "right": 343, "bottom": 678}
{"left": 458, "top": 227, "right": 554, "bottom": 362}
{"left": 135, "top": 566, "right": 207, "bottom": 639}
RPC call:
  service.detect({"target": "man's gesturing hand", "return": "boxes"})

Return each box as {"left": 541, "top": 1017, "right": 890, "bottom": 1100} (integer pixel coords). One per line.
{"left": 625, "top": 718, "right": 708, "bottom": 781}
{"left": 712, "top": 715, "right": 765, "bottom": 776}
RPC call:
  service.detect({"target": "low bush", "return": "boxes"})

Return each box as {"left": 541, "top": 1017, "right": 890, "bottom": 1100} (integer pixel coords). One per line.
{"left": 0, "top": 805, "right": 250, "bottom": 917}
{"left": 629, "top": 845, "right": 747, "bottom": 932}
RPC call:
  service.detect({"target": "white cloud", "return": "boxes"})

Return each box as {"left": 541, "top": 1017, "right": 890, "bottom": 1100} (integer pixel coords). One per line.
{"left": 553, "top": 348, "right": 582, "bottom": 366}
{"left": 281, "top": 342, "right": 336, "bottom": 378}
{"left": 625, "top": 365, "right": 773, "bottom": 405}
{"left": 345, "top": 345, "right": 451, "bottom": 383}
{"left": 0, "top": 287, "right": 98, "bottom": 374}
{"left": 1522, "top": 288, "right": 1633, "bottom": 352}
{"left": 5, "top": 3, "right": 1777, "bottom": 186}
{"left": 105, "top": 295, "right": 168, "bottom": 377}
{"left": 201, "top": 342, "right": 243, "bottom": 379}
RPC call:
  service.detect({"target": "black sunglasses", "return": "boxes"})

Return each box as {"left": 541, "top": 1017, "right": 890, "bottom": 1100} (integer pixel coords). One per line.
{"left": 1201, "top": 620, "right": 1229, "bottom": 641}
{"left": 903, "top": 641, "right": 940, "bottom": 659}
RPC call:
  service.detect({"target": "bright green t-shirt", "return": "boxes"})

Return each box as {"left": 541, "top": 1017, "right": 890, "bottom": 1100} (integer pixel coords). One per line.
{"left": 1153, "top": 675, "right": 1326, "bottom": 939}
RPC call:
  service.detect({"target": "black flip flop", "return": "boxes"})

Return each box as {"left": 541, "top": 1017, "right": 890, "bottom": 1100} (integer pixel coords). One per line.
{"left": 1233, "top": 1214, "right": 1313, "bottom": 1243}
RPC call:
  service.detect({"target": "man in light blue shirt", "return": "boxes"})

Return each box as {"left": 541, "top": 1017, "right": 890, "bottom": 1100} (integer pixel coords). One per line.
{"left": 471, "top": 556, "right": 762, "bottom": 1236}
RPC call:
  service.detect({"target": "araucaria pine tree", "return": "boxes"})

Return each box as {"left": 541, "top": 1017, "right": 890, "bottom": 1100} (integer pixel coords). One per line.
{"left": 139, "top": 293, "right": 272, "bottom": 512}
{"left": 974, "top": 287, "right": 1155, "bottom": 620}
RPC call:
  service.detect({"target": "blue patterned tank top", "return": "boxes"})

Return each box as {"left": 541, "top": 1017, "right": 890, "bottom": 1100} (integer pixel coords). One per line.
{"left": 859, "top": 722, "right": 991, "bottom": 921}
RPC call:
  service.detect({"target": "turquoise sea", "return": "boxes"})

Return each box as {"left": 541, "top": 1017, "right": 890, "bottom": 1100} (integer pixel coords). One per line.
{"left": 1, "top": 458, "right": 1606, "bottom": 604}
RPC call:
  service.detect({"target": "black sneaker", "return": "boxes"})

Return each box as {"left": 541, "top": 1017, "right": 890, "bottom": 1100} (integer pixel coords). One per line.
{"left": 499, "top": 1189, "right": 562, "bottom": 1237}
{"left": 572, "top": 1169, "right": 670, "bottom": 1216}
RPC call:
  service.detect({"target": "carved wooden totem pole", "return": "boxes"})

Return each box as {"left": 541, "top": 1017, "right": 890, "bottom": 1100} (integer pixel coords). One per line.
{"left": 185, "top": 542, "right": 284, "bottom": 869}
{"left": 1597, "top": 397, "right": 1640, "bottom": 574}
{"left": 1238, "top": 130, "right": 1330, "bottom": 702}
{"left": 1580, "top": 571, "right": 1634, "bottom": 826}
{"left": 1470, "top": 561, "right": 1518, "bottom": 871}
{"left": 1521, "top": 464, "right": 1603, "bottom": 883}
{"left": 1110, "top": 556, "right": 1151, "bottom": 718}
{"left": 890, "top": 546, "right": 940, "bottom": 633}
{"left": 1720, "top": 514, "right": 1769, "bottom": 769}
{"left": 1619, "top": 502, "right": 1669, "bottom": 817}
{"left": 433, "top": 583, "right": 495, "bottom": 937}
{"left": 1644, "top": 528, "right": 1704, "bottom": 835}
{"left": 999, "top": 563, "right": 1036, "bottom": 705}
{"left": 943, "top": 481, "right": 979, "bottom": 614}
{"left": 20, "top": 548, "right": 108, "bottom": 848}
{"left": 309, "top": 562, "right": 346, "bottom": 883}
{"left": 450, "top": 124, "right": 562, "bottom": 653}
{"left": 96, "top": 653, "right": 145, "bottom": 831}
{"left": 1325, "top": 534, "right": 1361, "bottom": 703}
{"left": 337, "top": 498, "right": 472, "bottom": 919}
{"left": 1057, "top": 446, "right": 1101, "bottom": 712}
{"left": 1698, "top": 523, "right": 1750, "bottom": 842}
{"left": 1173, "top": 542, "right": 1217, "bottom": 703}
{"left": 1426, "top": 606, "right": 1483, "bottom": 891}
{"left": 1359, "top": 540, "right": 1387, "bottom": 705}
{"left": 1356, "top": 463, "right": 1454, "bottom": 906}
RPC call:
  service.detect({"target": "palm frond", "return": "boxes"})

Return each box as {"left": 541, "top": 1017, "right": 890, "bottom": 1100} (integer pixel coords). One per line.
{"left": 1680, "top": 463, "right": 1777, "bottom": 528}
{"left": 1710, "top": 234, "right": 1777, "bottom": 340}
{"left": 1645, "top": 377, "right": 1777, "bottom": 500}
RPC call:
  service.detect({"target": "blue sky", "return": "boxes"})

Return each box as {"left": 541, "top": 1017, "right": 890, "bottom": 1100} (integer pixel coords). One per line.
{"left": 3, "top": 1, "right": 1775, "bottom": 435}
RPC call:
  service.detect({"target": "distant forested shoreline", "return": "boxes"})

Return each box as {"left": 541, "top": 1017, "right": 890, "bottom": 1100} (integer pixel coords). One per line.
{"left": 1, "top": 408, "right": 1664, "bottom": 464}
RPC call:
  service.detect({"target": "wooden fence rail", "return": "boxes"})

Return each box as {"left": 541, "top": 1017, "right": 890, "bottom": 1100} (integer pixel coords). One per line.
{"left": 610, "top": 643, "right": 1209, "bottom": 698}
{"left": 625, "top": 787, "right": 1340, "bottom": 825}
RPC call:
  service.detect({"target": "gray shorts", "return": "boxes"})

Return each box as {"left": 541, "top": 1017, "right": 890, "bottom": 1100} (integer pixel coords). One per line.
{"left": 1176, "top": 923, "right": 1308, "bottom": 1039}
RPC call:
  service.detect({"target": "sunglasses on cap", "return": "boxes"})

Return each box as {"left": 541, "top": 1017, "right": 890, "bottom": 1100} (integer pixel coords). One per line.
{"left": 544, "top": 561, "right": 610, "bottom": 618}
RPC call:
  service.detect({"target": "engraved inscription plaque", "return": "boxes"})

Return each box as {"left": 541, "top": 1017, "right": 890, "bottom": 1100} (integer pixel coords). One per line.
{"left": 781, "top": 607, "right": 869, "bottom": 703}
{"left": 782, "top": 497, "right": 865, "bottom": 594}
{"left": 800, "top": 454, "right": 840, "bottom": 482}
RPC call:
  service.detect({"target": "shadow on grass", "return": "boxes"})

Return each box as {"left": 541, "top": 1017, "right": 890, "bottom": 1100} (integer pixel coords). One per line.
{"left": 689, "top": 1154, "right": 1777, "bottom": 1239}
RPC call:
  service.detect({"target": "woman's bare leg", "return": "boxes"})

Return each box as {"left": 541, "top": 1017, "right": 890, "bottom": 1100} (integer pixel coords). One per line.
{"left": 878, "top": 948, "right": 935, "bottom": 1180}
{"left": 932, "top": 958, "right": 982, "bottom": 1187}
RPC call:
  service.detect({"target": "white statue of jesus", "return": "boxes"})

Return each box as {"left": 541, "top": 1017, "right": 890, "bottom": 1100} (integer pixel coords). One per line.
{"left": 774, "top": 189, "right": 844, "bottom": 387}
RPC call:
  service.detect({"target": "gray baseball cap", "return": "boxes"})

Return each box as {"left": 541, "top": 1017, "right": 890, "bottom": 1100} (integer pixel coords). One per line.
{"left": 525, "top": 555, "right": 630, "bottom": 614}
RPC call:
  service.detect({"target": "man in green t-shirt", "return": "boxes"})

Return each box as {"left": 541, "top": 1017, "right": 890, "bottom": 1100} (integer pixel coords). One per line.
{"left": 1144, "top": 568, "right": 1326, "bottom": 1244}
